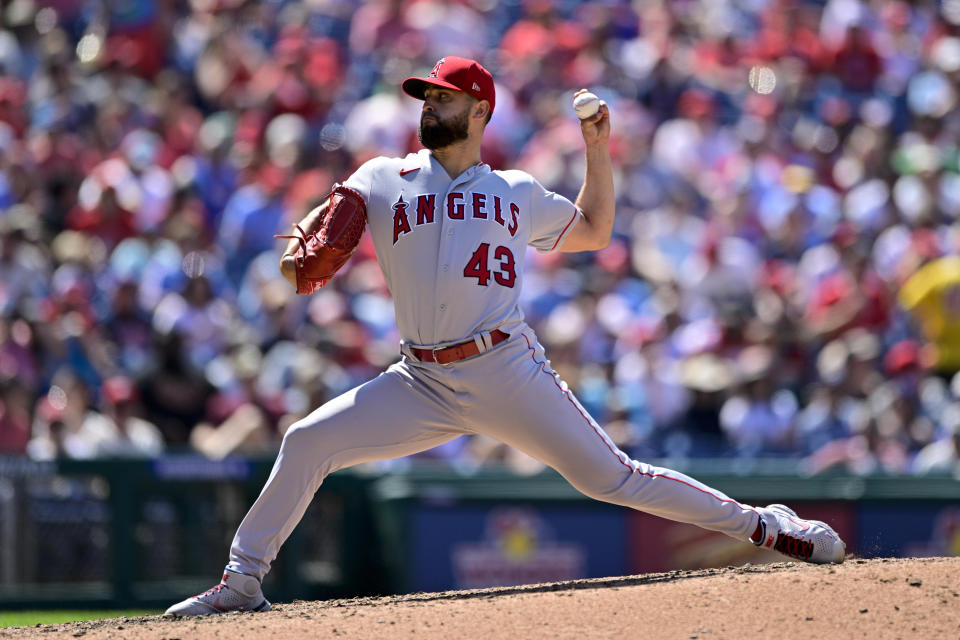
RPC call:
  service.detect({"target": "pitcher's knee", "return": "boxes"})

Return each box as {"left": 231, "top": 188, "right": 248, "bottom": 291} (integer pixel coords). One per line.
{"left": 279, "top": 419, "right": 328, "bottom": 455}
{"left": 566, "top": 467, "right": 634, "bottom": 503}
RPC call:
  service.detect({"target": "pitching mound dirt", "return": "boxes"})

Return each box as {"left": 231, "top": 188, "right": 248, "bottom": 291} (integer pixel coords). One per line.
{"left": 2, "top": 557, "right": 957, "bottom": 639}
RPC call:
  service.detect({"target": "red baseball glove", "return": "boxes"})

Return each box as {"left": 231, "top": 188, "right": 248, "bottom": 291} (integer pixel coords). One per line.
{"left": 275, "top": 184, "right": 367, "bottom": 294}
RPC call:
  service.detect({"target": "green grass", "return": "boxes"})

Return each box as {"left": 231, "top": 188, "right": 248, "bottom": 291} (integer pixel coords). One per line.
{"left": 0, "top": 610, "right": 162, "bottom": 628}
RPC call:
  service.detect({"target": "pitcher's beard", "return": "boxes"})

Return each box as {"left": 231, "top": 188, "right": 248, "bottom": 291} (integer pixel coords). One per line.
{"left": 418, "top": 108, "right": 470, "bottom": 150}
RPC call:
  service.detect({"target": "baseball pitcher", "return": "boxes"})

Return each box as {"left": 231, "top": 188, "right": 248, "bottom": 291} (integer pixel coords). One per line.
{"left": 166, "top": 56, "right": 844, "bottom": 617}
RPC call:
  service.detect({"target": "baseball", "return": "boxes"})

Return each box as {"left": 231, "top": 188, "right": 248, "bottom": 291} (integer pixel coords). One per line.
{"left": 573, "top": 90, "right": 600, "bottom": 119}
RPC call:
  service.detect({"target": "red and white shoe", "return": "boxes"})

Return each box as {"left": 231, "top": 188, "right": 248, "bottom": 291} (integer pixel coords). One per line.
{"left": 752, "top": 504, "right": 846, "bottom": 564}
{"left": 164, "top": 569, "right": 271, "bottom": 617}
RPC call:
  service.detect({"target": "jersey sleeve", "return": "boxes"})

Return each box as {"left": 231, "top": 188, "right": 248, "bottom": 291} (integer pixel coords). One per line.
{"left": 340, "top": 158, "right": 378, "bottom": 204}
{"left": 527, "top": 178, "right": 581, "bottom": 253}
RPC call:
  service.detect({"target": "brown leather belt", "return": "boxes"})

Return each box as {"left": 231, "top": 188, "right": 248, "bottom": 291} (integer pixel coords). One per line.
{"left": 409, "top": 329, "right": 509, "bottom": 365}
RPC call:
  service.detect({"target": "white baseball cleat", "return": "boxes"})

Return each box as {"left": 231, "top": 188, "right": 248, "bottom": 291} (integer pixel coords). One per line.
{"left": 164, "top": 569, "right": 271, "bottom": 617}
{"left": 752, "top": 504, "right": 846, "bottom": 564}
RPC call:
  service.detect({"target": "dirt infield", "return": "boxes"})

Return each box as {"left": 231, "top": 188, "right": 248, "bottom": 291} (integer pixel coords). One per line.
{"left": 2, "top": 557, "right": 957, "bottom": 639}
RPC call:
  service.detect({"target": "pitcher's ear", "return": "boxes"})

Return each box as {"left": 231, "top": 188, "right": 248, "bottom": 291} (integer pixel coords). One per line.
{"left": 474, "top": 100, "right": 490, "bottom": 121}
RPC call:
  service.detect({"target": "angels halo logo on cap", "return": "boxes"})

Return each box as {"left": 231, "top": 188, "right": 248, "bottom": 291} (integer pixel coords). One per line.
{"left": 402, "top": 56, "right": 496, "bottom": 115}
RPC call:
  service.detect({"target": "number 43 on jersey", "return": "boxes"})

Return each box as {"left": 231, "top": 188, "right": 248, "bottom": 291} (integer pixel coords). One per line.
{"left": 464, "top": 243, "right": 516, "bottom": 288}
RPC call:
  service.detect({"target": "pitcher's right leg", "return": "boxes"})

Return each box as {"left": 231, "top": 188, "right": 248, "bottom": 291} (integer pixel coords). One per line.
{"left": 229, "top": 363, "right": 462, "bottom": 579}
{"left": 166, "top": 363, "right": 462, "bottom": 616}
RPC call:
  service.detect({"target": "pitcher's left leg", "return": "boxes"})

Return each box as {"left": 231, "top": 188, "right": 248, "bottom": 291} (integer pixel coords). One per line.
{"left": 463, "top": 331, "right": 758, "bottom": 540}
{"left": 465, "top": 331, "right": 844, "bottom": 562}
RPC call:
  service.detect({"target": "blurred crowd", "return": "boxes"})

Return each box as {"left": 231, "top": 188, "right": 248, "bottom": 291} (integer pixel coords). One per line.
{"left": 0, "top": 0, "right": 959, "bottom": 477}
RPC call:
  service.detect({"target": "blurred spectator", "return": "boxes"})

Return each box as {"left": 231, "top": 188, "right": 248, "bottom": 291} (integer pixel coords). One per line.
{"left": 217, "top": 165, "right": 290, "bottom": 287}
{"left": 102, "top": 277, "right": 155, "bottom": 378}
{"left": 191, "top": 343, "right": 282, "bottom": 459}
{"left": 794, "top": 380, "right": 856, "bottom": 456}
{"left": 26, "top": 396, "right": 76, "bottom": 461}
{"left": 831, "top": 25, "right": 883, "bottom": 95}
{"left": 139, "top": 330, "right": 213, "bottom": 445}
{"left": 349, "top": 0, "right": 419, "bottom": 59}
{"left": 912, "top": 402, "right": 960, "bottom": 475}
{"left": 805, "top": 386, "right": 911, "bottom": 476}
{"left": 899, "top": 255, "right": 960, "bottom": 374}
{"left": 27, "top": 370, "right": 97, "bottom": 460}
{"left": 0, "top": 313, "right": 40, "bottom": 390}
{"left": 153, "top": 273, "right": 235, "bottom": 371}
{"left": 0, "top": 204, "right": 50, "bottom": 314}
{"left": 79, "top": 376, "right": 164, "bottom": 457}
{"left": 719, "top": 346, "right": 799, "bottom": 456}
{"left": 0, "top": 378, "right": 31, "bottom": 454}
{"left": 667, "top": 352, "right": 730, "bottom": 458}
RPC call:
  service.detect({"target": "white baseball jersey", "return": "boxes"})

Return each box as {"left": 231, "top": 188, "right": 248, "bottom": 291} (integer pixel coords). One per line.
{"left": 343, "top": 149, "right": 580, "bottom": 347}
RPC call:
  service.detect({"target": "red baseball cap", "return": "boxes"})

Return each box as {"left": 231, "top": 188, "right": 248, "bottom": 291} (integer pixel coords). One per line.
{"left": 402, "top": 56, "right": 496, "bottom": 115}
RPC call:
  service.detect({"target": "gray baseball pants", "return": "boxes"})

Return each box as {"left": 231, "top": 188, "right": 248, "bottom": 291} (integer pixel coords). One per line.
{"left": 227, "top": 328, "right": 760, "bottom": 580}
